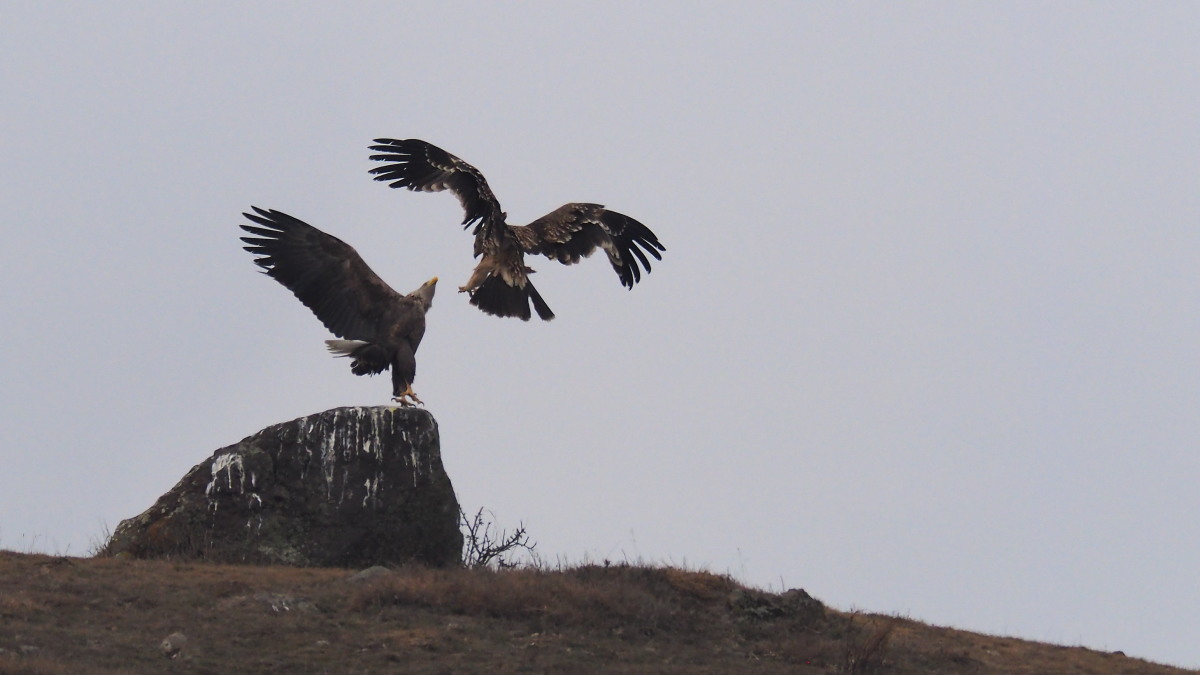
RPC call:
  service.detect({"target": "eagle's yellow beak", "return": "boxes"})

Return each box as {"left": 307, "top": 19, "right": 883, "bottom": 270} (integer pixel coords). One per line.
{"left": 427, "top": 277, "right": 439, "bottom": 285}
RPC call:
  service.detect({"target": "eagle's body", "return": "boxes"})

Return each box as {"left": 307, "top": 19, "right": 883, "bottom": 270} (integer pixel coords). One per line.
{"left": 239, "top": 207, "right": 437, "bottom": 405}
{"left": 368, "top": 138, "right": 665, "bottom": 321}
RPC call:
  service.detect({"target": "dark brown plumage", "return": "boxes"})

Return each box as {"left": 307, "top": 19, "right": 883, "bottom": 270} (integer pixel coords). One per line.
{"left": 239, "top": 207, "right": 437, "bottom": 405}
{"left": 368, "top": 138, "right": 665, "bottom": 321}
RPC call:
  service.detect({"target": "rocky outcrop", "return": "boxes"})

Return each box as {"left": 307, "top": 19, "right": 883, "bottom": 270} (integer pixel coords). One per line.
{"left": 103, "top": 407, "right": 462, "bottom": 568}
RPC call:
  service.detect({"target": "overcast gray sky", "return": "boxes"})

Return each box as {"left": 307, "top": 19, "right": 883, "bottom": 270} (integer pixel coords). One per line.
{"left": 3, "top": 2, "right": 1199, "bottom": 668}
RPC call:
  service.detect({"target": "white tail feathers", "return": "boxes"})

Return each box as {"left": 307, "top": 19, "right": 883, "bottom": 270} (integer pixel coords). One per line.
{"left": 325, "top": 339, "right": 369, "bottom": 357}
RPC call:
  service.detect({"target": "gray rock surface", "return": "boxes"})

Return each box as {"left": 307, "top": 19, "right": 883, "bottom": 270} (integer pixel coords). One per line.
{"left": 103, "top": 407, "right": 462, "bottom": 567}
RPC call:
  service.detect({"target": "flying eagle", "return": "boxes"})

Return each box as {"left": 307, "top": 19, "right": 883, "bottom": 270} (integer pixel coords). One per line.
{"left": 239, "top": 207, "right": 437, "bottom": 406}
{"left": 367, "top": 138, "right": 665, "bottom": 321}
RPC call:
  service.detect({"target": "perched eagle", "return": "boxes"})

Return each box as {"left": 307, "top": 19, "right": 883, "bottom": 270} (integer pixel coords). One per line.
{"left": 367, "top": 138, "right": 665, "bottom": 321}
{"left": 239, "top": 207, "right": 437, "bottom": 405}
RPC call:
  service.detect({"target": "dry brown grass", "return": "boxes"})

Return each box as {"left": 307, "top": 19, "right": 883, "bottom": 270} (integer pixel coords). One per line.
{"left": 0, "top": 550, "right": 1189, "bottom": 674}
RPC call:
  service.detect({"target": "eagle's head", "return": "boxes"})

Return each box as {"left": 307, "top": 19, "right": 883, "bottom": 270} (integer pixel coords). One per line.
{"left": 410, "top": 276, "right": 438, "bottom": 311}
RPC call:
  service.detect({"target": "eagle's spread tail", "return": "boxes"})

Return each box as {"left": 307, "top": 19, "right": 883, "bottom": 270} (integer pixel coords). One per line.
{"left": 325, "top": 340, "right": 389, "bottom": 376}
{"left": 469, "top": 276, "right": 555, "bottom": 321}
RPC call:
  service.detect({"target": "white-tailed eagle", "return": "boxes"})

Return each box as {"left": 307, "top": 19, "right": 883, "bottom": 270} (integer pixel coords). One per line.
{"left": 239, "top": 207, "right": 437, "bottom": 405}
{"left": 367, "top": 138, "right": 665, "bottom": 321}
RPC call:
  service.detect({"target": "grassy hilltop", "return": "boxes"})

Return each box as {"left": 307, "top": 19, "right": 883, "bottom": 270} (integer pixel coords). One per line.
{"left": 0, "top": 551, "right": 1189, "bottom": 674}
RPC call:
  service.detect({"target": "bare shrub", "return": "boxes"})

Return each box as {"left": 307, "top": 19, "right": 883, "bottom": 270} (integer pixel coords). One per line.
{"left": 459, "top": 507, "right": 536, "bottom": 569}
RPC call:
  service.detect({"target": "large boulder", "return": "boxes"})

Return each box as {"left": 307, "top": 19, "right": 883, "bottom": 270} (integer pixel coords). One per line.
{"left": 103, "top": 407, "right": 462, "bottom": 567}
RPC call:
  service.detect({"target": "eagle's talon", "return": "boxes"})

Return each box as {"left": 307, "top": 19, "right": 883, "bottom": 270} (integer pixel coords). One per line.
{"left": 392, "top": 386, "right": 423, "bottom": 407}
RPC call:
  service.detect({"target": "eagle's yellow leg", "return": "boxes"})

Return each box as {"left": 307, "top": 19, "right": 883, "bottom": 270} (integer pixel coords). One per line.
{"left": 458, "top": 274, "right": 481, "bottom": 294}
{"left": 392, "top": 385, "right": 423, "bottom": 407}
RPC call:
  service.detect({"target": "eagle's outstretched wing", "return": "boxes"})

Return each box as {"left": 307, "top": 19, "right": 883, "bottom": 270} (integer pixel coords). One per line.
{"left": 514, "top": 203, "right": 666, "bottom": 289}
{"left": 239, "top": 207, "right": 404, "bottom": 341}
{"left": 367, "top": 137, "right": 666, "bottom": 321}
{"left": 368, "top": 138, "right": 502, "bottom": 230}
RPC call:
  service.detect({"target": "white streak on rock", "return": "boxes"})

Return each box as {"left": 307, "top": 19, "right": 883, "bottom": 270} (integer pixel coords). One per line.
{"left": 207, "top": 452, "right": 247, "bottom": 496}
